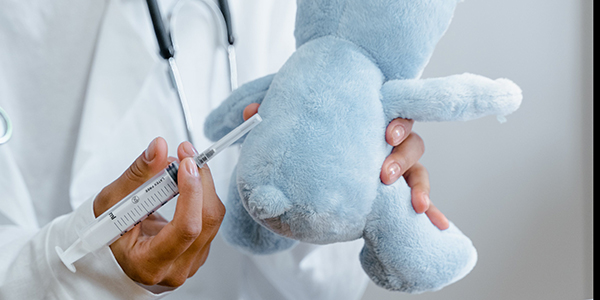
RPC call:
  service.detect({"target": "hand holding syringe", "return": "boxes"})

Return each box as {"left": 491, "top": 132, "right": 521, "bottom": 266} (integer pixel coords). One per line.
{"left": 56, "top": 114, "right": 262, "bottom": 272}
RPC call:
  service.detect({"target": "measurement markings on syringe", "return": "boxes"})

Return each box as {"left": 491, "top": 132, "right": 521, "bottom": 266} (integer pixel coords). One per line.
{"left": 111, "top": 177, "right": 179, "bottom": 232}
{"left": 167, "top": 184, "right": 176, "bottom": 193}
{"left": 161, "top": 186, "right": 171, "bottom": 196}
{"left": 150, "top": 195, "right": 159, "bottom": 206}
{"left": 141, "top": 199, "right": 150, "bottom": 212}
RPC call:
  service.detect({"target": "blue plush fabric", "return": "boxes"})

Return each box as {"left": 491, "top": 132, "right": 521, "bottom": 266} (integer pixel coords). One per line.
{"left": 204, "top": 0, "right": 521, "bottom": 293}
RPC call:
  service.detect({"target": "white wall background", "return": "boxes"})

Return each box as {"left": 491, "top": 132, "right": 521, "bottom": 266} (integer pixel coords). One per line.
{"left": 362, "top": 0, "right": 593, "bottom": 299}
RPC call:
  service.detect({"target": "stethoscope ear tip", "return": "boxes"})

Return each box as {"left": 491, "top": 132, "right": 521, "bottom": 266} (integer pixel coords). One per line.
{"left": 0, "top": 106, "right": 12, "bottom": 145}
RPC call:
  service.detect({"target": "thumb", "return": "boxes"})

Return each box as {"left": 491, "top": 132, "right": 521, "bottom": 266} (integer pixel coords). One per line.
{"left": 94, "top": 137, "right": 170, "bottom": 217}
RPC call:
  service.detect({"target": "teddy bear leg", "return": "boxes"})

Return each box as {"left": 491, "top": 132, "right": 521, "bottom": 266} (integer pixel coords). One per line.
{"left": 360, "top": 180, "right": 477, "bottom": 293}
{"left": 221, "top": 168, "right": 298, "bottom": 255}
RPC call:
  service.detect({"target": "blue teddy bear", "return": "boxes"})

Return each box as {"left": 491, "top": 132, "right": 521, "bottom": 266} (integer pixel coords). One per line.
{"left": 205, "top": 0, "right": 522, "bottom": 293}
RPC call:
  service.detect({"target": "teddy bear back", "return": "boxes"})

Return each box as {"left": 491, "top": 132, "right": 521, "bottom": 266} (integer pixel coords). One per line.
{"left": 294, "top": 0, "right": 460, "bottom": 80}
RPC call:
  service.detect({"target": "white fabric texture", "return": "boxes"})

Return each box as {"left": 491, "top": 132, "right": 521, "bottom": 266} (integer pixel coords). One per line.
{"left": 0, "top": 0, "right": 368, "bottom": 299}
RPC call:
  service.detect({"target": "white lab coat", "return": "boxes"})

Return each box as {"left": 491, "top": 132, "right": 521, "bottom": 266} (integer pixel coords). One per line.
{"left": 0, "top": 0, "right": 368, "bottom": 299}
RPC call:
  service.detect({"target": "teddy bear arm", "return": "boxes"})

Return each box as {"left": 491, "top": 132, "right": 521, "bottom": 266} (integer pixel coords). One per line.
{"left": 204, "top": 73, "right": 276, "bottom": 142}
{"left": 380, "top": 73, "right": 522, "bottom": 123}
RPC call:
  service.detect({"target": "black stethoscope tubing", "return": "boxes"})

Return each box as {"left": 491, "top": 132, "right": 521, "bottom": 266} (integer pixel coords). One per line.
{"left": 145, "top": 0, "right": 234, "bottom": 60}
{"left": 145, "top": 0, "right": 236, "bottom": 146}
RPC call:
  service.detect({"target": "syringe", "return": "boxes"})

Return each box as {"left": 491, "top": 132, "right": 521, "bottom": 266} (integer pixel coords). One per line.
{"left": 56, "top": 114, "right": 262, "bottom": 272}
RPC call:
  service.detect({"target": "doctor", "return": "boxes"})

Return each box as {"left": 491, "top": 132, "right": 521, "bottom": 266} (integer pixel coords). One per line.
{"left": 0, "top": 0, "right": 447, "bottom": 299}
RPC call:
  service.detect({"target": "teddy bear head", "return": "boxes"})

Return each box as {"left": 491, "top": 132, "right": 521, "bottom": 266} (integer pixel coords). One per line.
{"left": 294, "top": 0, "right": 461, "bottom": 80}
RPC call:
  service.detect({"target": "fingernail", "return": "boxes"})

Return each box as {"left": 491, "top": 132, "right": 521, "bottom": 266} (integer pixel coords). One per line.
{"left": 182, "top": 142, "right": 198, "bottom": 156}
{"left": 424, "top": 193, "right": 431, "bottom": 206}
{"left": 144, "top": 138, "right": 157, "bottom": 162}
{"left": 387, "top": 163, "right": 401, "bottom": 179}
{"left": 185, "top": 158, "right": 199, "bottom": 177}
{"left": 392, "top": 125, "right": 405, "bottom": 145}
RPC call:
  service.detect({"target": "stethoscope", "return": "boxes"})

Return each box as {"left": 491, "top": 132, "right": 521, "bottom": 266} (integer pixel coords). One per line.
{"left": 0, "top": 105, "right": 12, "bottom": 145}
{"left": 146, "top": 0, "right": 237, "bottom": 146}
{"left": 0, "top": 0, "right": 235, "bottom": 147}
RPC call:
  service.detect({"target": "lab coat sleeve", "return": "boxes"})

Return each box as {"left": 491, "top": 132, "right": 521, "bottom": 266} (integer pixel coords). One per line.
{"left": 0, "top": 196, "right": 165, "bottom": 300}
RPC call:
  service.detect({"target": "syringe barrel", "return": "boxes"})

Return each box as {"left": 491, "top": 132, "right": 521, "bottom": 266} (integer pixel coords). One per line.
{"left": 83, "top": 163, "right": 180, "bottom": 251}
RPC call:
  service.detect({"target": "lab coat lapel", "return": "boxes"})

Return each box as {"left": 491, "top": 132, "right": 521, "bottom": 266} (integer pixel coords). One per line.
{"left": 69, "top": 0, "right": 171, "bottom": 208}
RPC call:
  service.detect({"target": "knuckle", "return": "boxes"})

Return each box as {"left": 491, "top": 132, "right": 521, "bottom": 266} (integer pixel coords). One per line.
{"left": 158, "top": 272, "right": 188, "bottom": 288}
{"left": 164, "top": 275, "right": 187, "bottom": 288}
{"left": 125, "top": 161, "right": 146, "bottom": 183}
{"left": 195, "top": 249, "right": 210, "bottom": 270}
{"left": 176, "top": 223, "right": 203, "bottom": 242}
{"left": 134, "top": 270, "right": 164, "bottom": 286}
{"left": 409, "top": 132, "right": 426, "bottom": 154}
{"left": 203, "top": 210, "right": 225, "bottom": 230}
{"left": 215, "top": 201, "right": 226, "bottom": 219}
{"left": 417, "top": 137, "right": 425, "bottom": 155}
{"left": 203, "top": 203, "right": 226, "bottom": 229}
{"left": 187, "top": 268, "right": 200, "bottom": 278}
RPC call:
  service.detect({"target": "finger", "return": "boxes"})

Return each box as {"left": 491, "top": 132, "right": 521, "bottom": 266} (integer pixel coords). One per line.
{"left": 178, "top": 166, "right": 224, "bottom": 255}
{"left": 178, "top": 141, "right": 197, "bottom": 160}
{"left": 425, "top": 203, "right": 450, "bottom": 230}
{"left": 197, "top": 166, "right": 225, "bottom": 234}
{"left": 153, "top": 163, "right": 224, "bottom": 287}
{"left": 178, "top": 141, "right": 225, "bottom": 243}
{"left": 162, "top": 161, "right": 223, "bottom": 275}
{"left": 187, "top": 243, "right": 212, "bottom": 278}
{"left": 243, "top": 103, "right": 260, "bottom": 121}
{"left": 380, "top": 132, "right": 425, "bottom": 185}
{"left": 160, "top": 242, "right": 212, "bottom": 287}
{"left": 148, "top": 157, "right": 204, "bottom": 261}
{"left": 404, "top": 162, "right": 431, "bottom": 214}
{"left": 385, "top": 118, "right": 414, "bottom": 146}
{"left": 405, "top": 162, "right": 450, "bottom": 230}
{"left": 95, "top": 137, "right": 169, "bottom": 217}
{"left": 167, "top": 232, "right": 214, "bottom": 286}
